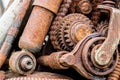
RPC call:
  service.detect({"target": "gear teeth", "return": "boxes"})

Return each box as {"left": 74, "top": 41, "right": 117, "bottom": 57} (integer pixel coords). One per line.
{"left": 68, "top": 42, "right": 74, "bottom": 47}
{"left": 50, "top": 0, "right": 72, "bottom": 50}
{"left": 64, "top": 35, "right": 69, "bottom": 39}
{"left": 66, "top": 39, "right": 71, "bottom": 43}
{"left": 64, "top": 30, "right": 69, "bottom": 34}
{"left": 50, "top": 0, "right": 94, "bottom": 51}
{"left": 56, "top": 13, "right": 93, "bottom": 51}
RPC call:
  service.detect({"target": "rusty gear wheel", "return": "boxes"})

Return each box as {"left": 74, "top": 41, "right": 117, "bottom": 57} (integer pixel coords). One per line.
{"left": 56, "top": 13, "right": 93, "bottom": 51}
{"left": 50, "top": 0, "right": 72, "bottom": 50}
{"left": 82, "top": 37, "right": 118, "bottom": 76}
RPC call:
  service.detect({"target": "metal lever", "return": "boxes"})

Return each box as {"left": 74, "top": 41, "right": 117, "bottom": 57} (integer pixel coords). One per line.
{"left": 94, "top": 5, "right": 120, "bottom": 66}
{"left": 38, "top": 33, "right": 102, "bottom": 79}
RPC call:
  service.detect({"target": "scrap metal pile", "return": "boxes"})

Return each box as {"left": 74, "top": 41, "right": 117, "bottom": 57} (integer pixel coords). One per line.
{"left": 0, "top": 0, "right": 120, "bottom": 80}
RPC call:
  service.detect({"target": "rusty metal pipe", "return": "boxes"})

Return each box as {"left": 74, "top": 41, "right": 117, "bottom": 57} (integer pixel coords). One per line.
{"left": 0, "top": 0, "right": 4, "bottom": 17}
{"left": 19, "top": 0, "right": 62, "bottom": 54}
{"left": 0, "top": 0, "right": 31, "bottom": 68}
{"left": 0, "top": 0, "right": 30, "bottom": 47}
{"left": 4, "top": 0, "right": 14, "bottom": 11}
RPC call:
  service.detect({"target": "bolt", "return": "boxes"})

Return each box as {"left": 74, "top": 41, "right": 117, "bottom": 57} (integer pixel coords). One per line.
{"left": 20, "top": 56, "right": 34, "bottom": 71}
{"left": 60, "top": 54, "right": 75, "bottom": 66}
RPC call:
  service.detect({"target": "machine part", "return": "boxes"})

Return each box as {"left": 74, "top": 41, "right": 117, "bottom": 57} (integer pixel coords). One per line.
{"left": 33, "top": 0, "right": 62, "bottom": 14}
{"left": 69, "top": 0, "right": 79, "bottom": 13}
{"left": 7, "top": 77, "right": 71, "bottom": 80}
{"left": 19, "top": 0, "right": 62, "bottom": 54}
{"left": 56, "top": 13, "right": 93, "bottom": 51}
{"left": 29, "top": 72, "right": 73, "bottom": 79}
{"left": 5, "top": 0, "right": 14, "bottom": 11}
{"left": 77, "top": 0, "right": 92, "bottom": 14}
{"left": 6, "top": 72, "right": 73, "bottom": 80}
{"left": 117, "top": 0, "right": 120, "bottom": 9}
{"left": 50, "top": 0, "right": 72, "bottom": 50}
{"left": 82, "top": 37, "right": 118, "bottom": 76}
{"left": 39, "top": 51, "right": 69, "bottom": 69}
{"left": 9, "top": 50, "right": 36, "bottom": 75}
{"left": 38, "top": 33, "right": 103, "bottom": 79}
{"left": 5, "top": 70, "right": 21, "bottom": 79}
{"left": 97, "top": 21, "right": 108, "bottom": 36}
{"left": 0, "top": 0, "right": 4, "bottom": 17}
{"left": 102, "top": 0, "right": 116, "bottom": 8}
{"left": 0, "top": 0, "right": 30, "bottom": 48}
{"left": 91, "top": 0, "right": 103, "bottom": 26}
{"left": 0, "top": 71, "right": 5, "bottom": 80}
{"left": 0, "top": 0, "right": 31, "bottom": 69}
{"left": 94, "top": 5, "right": 120, "bottom": 66}
{"left": 108, "top": 54, "right": 120, "bottom": 80}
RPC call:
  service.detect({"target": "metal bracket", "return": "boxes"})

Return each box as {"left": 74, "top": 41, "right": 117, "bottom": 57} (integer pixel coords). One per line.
{"left": 94, "top": 5, "right": 120, "bottom": 66}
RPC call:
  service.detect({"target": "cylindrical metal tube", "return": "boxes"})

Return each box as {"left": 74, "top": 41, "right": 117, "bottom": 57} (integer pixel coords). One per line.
{"left": 0, "top": 0, "right": 4, "bottom": 17}
{"left": 0, "top": 0, "right": 29, "bottom": 47}
{"left": 0, "top": 0, "right": 31, "bottom": 68}
{"left": 19, "top": 0, "right": 62, "bottom": 53}
{"left": 38, "top": 51, "right": 69, "bottom": 69}
{"left": 4, "top": 0, "right": 14, "bottom": 11}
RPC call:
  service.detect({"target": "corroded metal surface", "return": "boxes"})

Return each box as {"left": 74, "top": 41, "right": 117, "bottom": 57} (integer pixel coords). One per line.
{"left": 0, "top": 0, "right": 120, "bottom": 80}
{"left": 94, "top": 5, "right": 120, "bottom": 66}
{"left": 38, "top": 33, "right": 103, "bottom": 79}
{"left": 0, "top": 0, "right": 4, "bottom": 17}
{"left": 0, "top": 0, "right": 31, "bottom": 69}
{"left": 33, "top": 0, "right": 62, "bottom": 14}
{"left": 77, "top": 0, "right": 92, "bottom": 14}
{"left": 102, "top": 0, "right": 116, "bottom": 7}
{"left": 7, "top": 77, "right": 70, "bottom": 80}
{"left": 69, "top": 0, "right": 79, "bottom": 13}
{"left": 6, "top": 72, "right": 73, "bottom": 80}
{"left": 29, "top": 72, "right": 73, "bottom": 79}
{"left": 82, "top": 37, "right": 118, "bottom": 76}
{"left": 56, "top": 13, "right": 93, "bottom": 51}
{"left": 108, "top": 54, "right": 120, "bottom": 80}
{"left": 9, "top": 50, "right": 36, "bottom": 75}
{"left": 91, "top": 0, "right": 103, "bottom": 26}
{"left": 39, "top": 51, "right": 69, "bottom": 69}
{"left": 19, "top": 0, "right": 62, "bottom": 54}
{"left": 96, "top": 21, "right": 108, "bottom": 36}
{"left": 50, "top": 0, "right": 72, "bottom": 50}
{"left": 5, "top": 0, "right": 14, "bottom": 11}
{"left": 0, "top": 0, "right": 29, "bottom": 47}
{"left": 0, "top": 71, "right": 5, "bottom": 80}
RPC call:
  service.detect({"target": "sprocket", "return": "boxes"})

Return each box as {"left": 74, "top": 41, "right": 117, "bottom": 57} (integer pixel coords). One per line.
{"left": 50, "top": 0, "right": 72, "bottom": 50}
{"left": 56, "top": 13, "right": 93, "bottom": 51}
